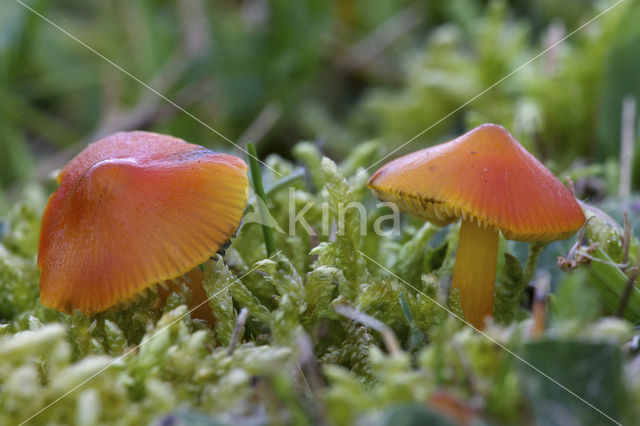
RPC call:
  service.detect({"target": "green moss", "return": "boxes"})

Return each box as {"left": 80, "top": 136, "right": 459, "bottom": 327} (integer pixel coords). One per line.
{"left": 1, "top": 142, "right": 637, "bottom": 425}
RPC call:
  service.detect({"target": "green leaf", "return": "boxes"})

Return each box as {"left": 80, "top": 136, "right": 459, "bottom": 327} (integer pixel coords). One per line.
{"left": 587, "top": 247, "right": 640, "bottom": 321}
{"left": 378, "top": 403, "right": 457, "bottom": 426}
{"left": 520, "top": 339, "right": 628, "bottom": 426}
{"left": 552, "top": 269, "right": 600, "bottom": 324}
{"left": 493, "top": 253, "right": 525, "bottom": 324}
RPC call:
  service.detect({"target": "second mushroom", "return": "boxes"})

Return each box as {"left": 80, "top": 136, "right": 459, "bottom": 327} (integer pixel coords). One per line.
{"left": 368, "top": 124, "right": 585, "bottom": 329}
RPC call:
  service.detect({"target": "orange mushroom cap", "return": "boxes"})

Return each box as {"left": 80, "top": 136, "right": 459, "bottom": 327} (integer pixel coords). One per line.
{"left": 368, "top": 123, "right": 585, "bottom": 241}
{"left": 38, "top": 131, "right": 249, "bottom": 314}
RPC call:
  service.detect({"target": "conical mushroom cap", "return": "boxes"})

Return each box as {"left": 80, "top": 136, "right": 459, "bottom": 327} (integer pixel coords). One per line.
{"left": 368, "top": 124, "right": 585, "bottom": 241}
{"left": 38, "top": 131, "right": 249, "bottom": 314}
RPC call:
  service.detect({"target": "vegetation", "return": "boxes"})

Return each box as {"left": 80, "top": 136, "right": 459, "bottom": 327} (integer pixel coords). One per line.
{"left": 2, "top": 1, "right": 640, "bottom": 425}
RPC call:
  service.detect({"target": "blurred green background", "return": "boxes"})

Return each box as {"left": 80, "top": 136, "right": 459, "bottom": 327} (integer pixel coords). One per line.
{"left": 1, "top": 0, "right": 639, "bottom": 212}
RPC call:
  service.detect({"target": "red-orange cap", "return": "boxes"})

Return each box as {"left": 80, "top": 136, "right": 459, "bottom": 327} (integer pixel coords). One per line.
{"left": 368, "top": 124, "right": 585, "bottom": 241}
{"left": 38, "top": 131, "right": 249, "bottom": 314}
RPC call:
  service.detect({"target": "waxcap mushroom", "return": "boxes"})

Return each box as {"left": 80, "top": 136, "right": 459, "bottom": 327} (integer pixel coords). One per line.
{"left": 369, "top": 123, "right": 585, "bottom": 241}
{"left": 368, "top": 123, "right": 585, "bottom": 328}
{"left": 38, "top": 131, "right": 249, "bottom": 314}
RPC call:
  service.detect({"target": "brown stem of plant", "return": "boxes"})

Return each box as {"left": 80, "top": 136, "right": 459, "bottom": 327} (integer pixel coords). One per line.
{"left": 227, "top": 307, "right": 250, "bottom": 356}
{"left": 619, "top": 96, "right": 636, "bottom": 197}
{"left": 531, "top": 272, "right": 550, "bottom": 338}
{"left": 616, "top": 267, "right": 639, "bottom": 318}
{"left": 237, "top": 103, "right": 282, "bottom": 147}
{"left": 296, "top": 333, "right": 327, "bottom": 425}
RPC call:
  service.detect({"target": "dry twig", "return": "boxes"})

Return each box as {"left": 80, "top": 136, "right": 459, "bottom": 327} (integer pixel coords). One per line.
{"left": 227, "top": 307, "right": 250, "bottom": 355}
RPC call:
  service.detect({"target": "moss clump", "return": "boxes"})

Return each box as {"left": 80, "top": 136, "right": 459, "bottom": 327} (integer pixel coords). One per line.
{"left": 1, "top": 147, "right": 639, "bottom": 425}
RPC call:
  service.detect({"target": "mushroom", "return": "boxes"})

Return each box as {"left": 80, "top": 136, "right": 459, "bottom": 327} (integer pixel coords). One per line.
{"left": 368, "top": 124, "right": 585, "bottom": 329}
{"left": 38, "top": 131, "right": 249, "bottom": 316}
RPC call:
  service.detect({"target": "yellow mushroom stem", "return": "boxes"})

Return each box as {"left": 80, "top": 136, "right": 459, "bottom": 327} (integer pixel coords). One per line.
{"left": 451, "top": 218, "right": 499, "bottom": 329}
